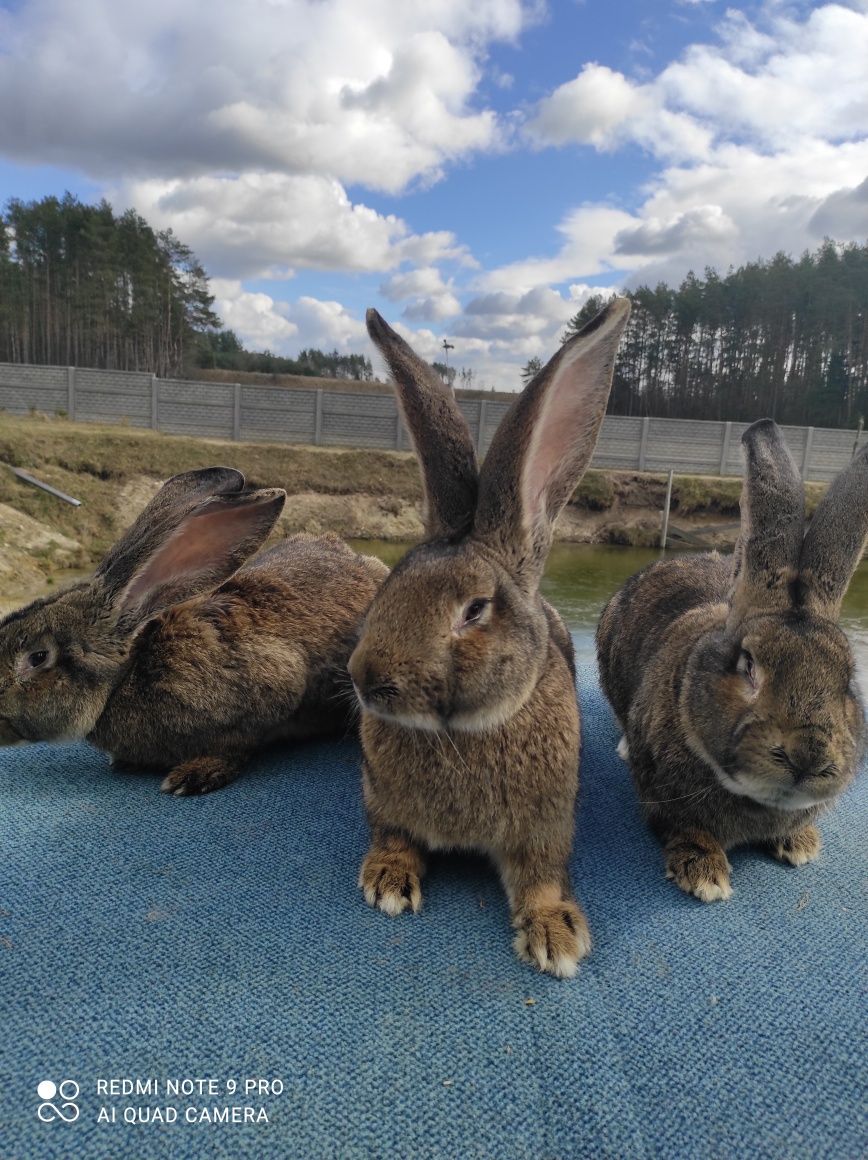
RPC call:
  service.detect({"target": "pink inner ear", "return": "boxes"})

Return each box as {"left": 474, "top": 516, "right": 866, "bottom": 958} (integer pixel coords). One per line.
{"left": 521, "top": 345, "right": 610, "bottom": 526}
{"left": 122, "top": 501, "right": 262, "bottom": 607}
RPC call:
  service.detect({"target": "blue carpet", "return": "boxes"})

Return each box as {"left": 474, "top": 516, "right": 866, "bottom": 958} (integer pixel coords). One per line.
{"left": 1, "top": 657, "right": 865, "bottom": 1160}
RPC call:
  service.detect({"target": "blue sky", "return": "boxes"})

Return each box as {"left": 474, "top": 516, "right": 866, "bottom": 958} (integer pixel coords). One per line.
{"left": 0, "top": 0, "right": 866, "bottom": 387}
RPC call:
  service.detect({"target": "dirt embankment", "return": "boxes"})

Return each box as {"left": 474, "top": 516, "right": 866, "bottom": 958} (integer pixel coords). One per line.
{"left": 0, "top": 414, "right": 828, "bottom": 604}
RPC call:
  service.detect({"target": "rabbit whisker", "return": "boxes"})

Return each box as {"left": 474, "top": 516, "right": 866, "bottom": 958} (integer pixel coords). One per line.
{"left": 441, "top": 726, "right": 471, "bottom": 774}
{"left": 636, "top": 785, "right": 715, "bottom": 806}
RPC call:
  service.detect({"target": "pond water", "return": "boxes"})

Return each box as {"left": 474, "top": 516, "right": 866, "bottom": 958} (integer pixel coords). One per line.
{"left": 6, "top": 541, "right": 868, "bottom": 689}
{"left": 352, "top": 540, "right": 868, "bottom": 684}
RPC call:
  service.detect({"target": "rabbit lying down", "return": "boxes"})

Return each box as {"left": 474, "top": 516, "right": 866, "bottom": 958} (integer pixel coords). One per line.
{"left": 0, "top": 467, "right": 387, "bottom": 796}
{"left": 598, "top": 420, "right": 866, "bottom": 902}
{"left": 348, "top": 298, "right": 632, "bottom": 978}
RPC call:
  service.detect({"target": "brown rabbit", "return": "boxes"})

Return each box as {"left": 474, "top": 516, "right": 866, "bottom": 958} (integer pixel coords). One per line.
{"left": 347, "top": 299, "right": 631, "bottom": 977}
{"left": 0, "top": 467, "right": 388, "bottom": 794}
{"left": 597, "top": 420, "right": 865, "bottom": 901}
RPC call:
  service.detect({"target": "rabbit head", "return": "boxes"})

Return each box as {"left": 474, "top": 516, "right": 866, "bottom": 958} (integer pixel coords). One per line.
{"left": 682, "top": 420, "right": 865, "bottom": 811}
{"left": 348, "top": 299, "right": 630, "bottom": 733}
{"left": 0, "top": 467, "right": 284, "bottom": 746}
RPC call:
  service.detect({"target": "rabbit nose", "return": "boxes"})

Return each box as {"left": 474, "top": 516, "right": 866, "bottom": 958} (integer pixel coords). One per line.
{"left": 348, "top": 656, "right": 398, "bottom": 704}
{"left": 786, "top": 742, "right": 830, "bottom": 783}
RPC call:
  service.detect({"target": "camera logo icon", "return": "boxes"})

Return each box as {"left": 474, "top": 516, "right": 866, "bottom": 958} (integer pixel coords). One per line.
{"left": 37, "top": 1079, "right": 80, "bottom": 1123}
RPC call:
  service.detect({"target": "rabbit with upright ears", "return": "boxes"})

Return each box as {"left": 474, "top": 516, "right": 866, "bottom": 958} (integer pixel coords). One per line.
{"left": 0, "top": 467, "right": 388, "bottom": 795}
{"left": 597, "top": 420, "right": 866, "bottom": 902}
{"left": 348, "top": 298, "right": 631, "bottom": 977}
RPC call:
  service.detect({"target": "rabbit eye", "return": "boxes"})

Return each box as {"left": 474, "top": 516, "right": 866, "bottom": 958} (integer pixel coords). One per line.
{"left": 27, "top": 650, "right": 49, "bottom": 669}
{"left": 462, "top": 598, "right": 490, "bottom": 626}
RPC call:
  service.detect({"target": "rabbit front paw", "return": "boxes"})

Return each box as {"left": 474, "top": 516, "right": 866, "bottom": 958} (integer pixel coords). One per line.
{"left": 664, "top": 832, "right": 733, "bottom": 902}
{"left": 359, "top": 846, "right": 424, "bottom": 916}
{"left": 772, "top": 824, "right": 821, "bottom": 867}
{"left": 160, "top": 757, "right": 239, "bottom": 797}
{"left": 513, "top": 899, "right": 591, "bottom": 979}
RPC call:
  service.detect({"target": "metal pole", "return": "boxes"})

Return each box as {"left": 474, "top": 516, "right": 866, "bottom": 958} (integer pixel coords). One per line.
{"left": 10, "top": 467, "right": 81, "bottom": 506}
{"left": 233, "top": 383, "right": 241, "bottom": 441}
{"left": 661, "top": 468, "right": 674, "bottom": 551}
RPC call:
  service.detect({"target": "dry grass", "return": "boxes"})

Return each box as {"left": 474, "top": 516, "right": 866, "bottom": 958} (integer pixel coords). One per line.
{"left": 0, "top": 414, "right": 420, "bottom": 560}
{"left": 0, "top": 414, "right": 832, "bottom": 565}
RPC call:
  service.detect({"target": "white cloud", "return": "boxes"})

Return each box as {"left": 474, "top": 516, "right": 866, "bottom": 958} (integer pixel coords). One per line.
{"left": 211, "top": 280, "right": 299, "bottom": 351}
{"left": 0, "top": 0, "right": 533, "bottom": 193}
{"left": 475, "top": 206, "right": 638, "bottom": 293}
{"left": 526, "top": 63, "right": 713, "bottom": 161}
{"left": 505, "top": 4, "right": 868, "bottom": 291}
{"left": 287, "top": 297, "right": 369, "bottom": 352}
{"left": 809, "top": 176, "right": 868, "bottom": 238}
{"left": 614, "top": 204, "right": 738, "bottom": 257}
{"left": 119, "top": 173, "right": 468, "bottom": 280}
{"left": 621, "top": 139, "right": 868, "bottom": 284}
{"left": 660, "top": 5, "right": 868, "bottom": 148}
{"left": 379, "top": 267, "right": 461, "bottom": 321}
{"left": 529, "top": 6, "right": 868, "bottom": 160}
{"left": 528, "top": 65, "right": 641, "bottom": 149}
{"left": 459, "top": 285, "right": 576, "bottom": 340}
{"left": 211, "top": 280, "right": 367, "bottom": 354}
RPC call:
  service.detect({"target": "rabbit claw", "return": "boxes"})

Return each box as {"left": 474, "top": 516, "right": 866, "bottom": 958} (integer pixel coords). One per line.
{"left": 160, "top": 757, "right": 238, "bottom": 797}
{"left": 359, "top": 851, "right": 423, "bottom": 916}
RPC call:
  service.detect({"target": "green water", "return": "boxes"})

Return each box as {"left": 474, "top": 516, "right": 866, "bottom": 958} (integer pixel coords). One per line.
{"left": 352, "top": 540, "right": 868, "bottom": 678}
{"left": 9, "top": 541, "right": 868, "bottom": 685}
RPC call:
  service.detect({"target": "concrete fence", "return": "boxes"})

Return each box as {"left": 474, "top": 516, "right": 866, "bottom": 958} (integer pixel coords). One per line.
{"left": 1, "top": 361, "right": 864, "bottom": 483}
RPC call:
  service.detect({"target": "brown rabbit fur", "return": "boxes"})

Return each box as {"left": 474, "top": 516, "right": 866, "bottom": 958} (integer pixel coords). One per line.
{"left": 597, "top": 420, "right": 865, "bottom": 902}
{"left": 0, "top": 467, "right": 388, "bottom": 795}
{"left": 348, "top": 299, "right": 631, "bottom": 977}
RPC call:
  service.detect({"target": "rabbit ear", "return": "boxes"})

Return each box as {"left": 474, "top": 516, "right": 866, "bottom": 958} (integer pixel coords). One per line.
{"left": 796, "top": 441, "right": 868, "bottom": 618}
{"left": 366, "top": 308, "right": 478, "bottom": 539}
{"left": 114, "top": 488, "right": 286, "bottom": 624}
{"left": 473, "top": 297, "right": 630, "bottom": 585}
{"left": 96, "top": 467, "right": 246, "bottom": 598}
{"left": 728, "top": 420, "right": 804, "bottom": 623}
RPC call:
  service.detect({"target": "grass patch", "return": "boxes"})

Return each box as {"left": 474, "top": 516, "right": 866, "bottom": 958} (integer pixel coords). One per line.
{"left": 602, "top": 521, "right": 662, "bottom": 548}
{"left": 672, "top": 475, "right": 742, "bottom": 516}
{"left": 0, "top": 415, "right": 422, "bottom": 564}
{"left": 572, "top": 470, "right": 616, "bottom": 511}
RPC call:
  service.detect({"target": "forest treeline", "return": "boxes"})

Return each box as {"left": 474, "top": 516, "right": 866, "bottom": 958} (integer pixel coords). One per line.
{"left": 557, "top": 241, "right": 868, "bottom": 428}
{"left": 0, "top": 194, "right": 374, "bottom": 382}
{"left": 195, "top": 329, "right": 374, "bottom": 381}
{"left": 3, "top": 196, "right": 866, "bottom": 426}
{"left": 0, "top": 194, "right": 218, "bottom": 377}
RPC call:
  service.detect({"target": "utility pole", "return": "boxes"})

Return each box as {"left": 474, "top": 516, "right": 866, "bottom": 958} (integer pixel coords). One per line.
{"left": 441, "top": 339, "right": 454, "bottom": 371}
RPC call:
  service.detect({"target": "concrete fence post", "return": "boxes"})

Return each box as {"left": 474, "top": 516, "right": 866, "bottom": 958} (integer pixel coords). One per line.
{"left": 150, "top": 374, "right": 159, "bottom": 430}
{"left": 395, "top": 407, "right": 404, "bottom": 450}
{"left": 233, "top": 383, "right": 241, "bottom": 441}
{"left": 802, "top": 427, "right": 815, "bottom": 480}
{"left": 314, "top": 389, "right": 324, "bottom": 446}
{"left": 719, "top": 421, "right": 732, "bottom": 476}
{"left": 638, "top": 416, "right": 650, "bottom": 471}
{"left": 67, "top": 366, "right": 76, "bottom": 421}
{"left": 477, "top": 399, "right": 488, "bottom": 456}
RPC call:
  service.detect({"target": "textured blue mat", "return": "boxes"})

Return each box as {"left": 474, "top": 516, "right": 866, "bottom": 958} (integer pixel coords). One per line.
{"left": 1, "top": 659, "right": 865, "bottom": 1160}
